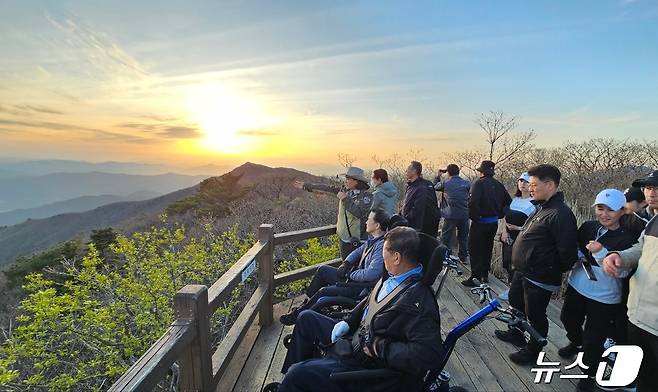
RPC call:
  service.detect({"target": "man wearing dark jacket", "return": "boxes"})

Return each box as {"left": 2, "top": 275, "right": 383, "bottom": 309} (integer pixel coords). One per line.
{"left": 401, "top": 161, "right": 440, "bottom": 237}
{"left": 494, "top": 164, "right": 578, "bottom": 365}
{"left": 274, "top": 227, "right": 444, "bottom": 392}
{"left": 462, "top": 160, "right": 512, "bottom": 287}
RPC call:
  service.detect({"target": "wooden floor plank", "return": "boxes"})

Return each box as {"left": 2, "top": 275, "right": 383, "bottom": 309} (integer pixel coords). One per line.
{"left": 231, "top": 300, "right": 293, "bottom": 392}
{"left": 444, "top": 274, "right": 574, "bottom": 392}
{"left": 438, "top": 298, "right": 503, "bottom": 391}
{"left": 215, "top": 321, "right": 261, "bottom": 392}
{"left": 263, "top": 296, "right": 307, "bottom": 387}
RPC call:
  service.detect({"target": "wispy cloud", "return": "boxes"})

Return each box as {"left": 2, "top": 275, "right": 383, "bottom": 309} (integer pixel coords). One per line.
{"left": 13, "top": 104, "right": 64, "bottom": 115}
{"left": 116, "top": 121, "right": 203, "bottom": 139}
{"left": 236, "top": 128, "right": 280, "bottom": 136}
{"left": 0, "top": 118, "right": 150, "bottom": 143}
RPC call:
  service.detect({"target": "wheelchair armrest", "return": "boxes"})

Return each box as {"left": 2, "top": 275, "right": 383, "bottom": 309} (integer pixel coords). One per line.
{"left": 334, "top": 281, "right": 376, "bottom": 288}
{"left": 329, "top": 368, "right": 400, "bottom": 382}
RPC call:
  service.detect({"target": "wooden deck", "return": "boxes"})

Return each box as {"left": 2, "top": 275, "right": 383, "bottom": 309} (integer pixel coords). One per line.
{"left": 216, "top": 267, "right": 577, "bottom": 392}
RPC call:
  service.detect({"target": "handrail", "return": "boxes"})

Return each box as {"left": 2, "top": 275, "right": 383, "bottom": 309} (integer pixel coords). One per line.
{"left": 110, "top": 223, "right": 338, "bottom": 391}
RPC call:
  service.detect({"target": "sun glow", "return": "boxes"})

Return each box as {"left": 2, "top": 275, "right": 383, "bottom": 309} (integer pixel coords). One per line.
{"left": 184, "top": 83, "right": 278, "bottom": 154}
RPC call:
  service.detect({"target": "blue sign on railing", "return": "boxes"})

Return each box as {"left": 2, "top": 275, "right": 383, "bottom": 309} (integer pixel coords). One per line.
{"left": 241, "top": 259, "right": 256, "bottom": 282}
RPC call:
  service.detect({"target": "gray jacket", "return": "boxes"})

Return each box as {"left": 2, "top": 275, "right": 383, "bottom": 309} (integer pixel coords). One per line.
{"left": 434, "top": 176, "right": 470, "bottom": 220}
{"left": 371, "top": 181, "right": 398, "bottom": 216}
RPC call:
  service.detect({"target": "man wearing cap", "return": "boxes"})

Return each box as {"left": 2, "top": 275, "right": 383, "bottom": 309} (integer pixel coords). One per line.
{"left": 294, "top": 167, "right": 373, "bottom": 259}
{"left": 401, "top": 161, "right": 441, "bottom": 237}
{"left": 495, "top": 164, "right": 578, "bottom": 365}
{"left": 603, "top": 170, "right": 658, "bottom": 391}
{"left": 434, "top": 163, "right": 471, "bottom": 262}
{"left": 462, "top": 160, "right": 512, "bottom": 287}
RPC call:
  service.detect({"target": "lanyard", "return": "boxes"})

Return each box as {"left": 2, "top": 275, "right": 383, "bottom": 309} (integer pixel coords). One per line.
{"left": 594, "top": 226, "right": 608, "bottom": 242}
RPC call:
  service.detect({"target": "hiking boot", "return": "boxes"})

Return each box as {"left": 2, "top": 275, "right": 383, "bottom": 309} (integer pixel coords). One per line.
{"left": 461, "top": 277, "right": 478, "bottom": 287}
{"left": 558, "top": 342, "right": 582, "bottom": 359}
{"left": 509, "top": 347, "right": 539, "bottom": 365}
{"left": 576, "top": 377, "right": 607, "bottom": 392}
{"left": 495, "top": 328, "right": 526, "bottom": 346}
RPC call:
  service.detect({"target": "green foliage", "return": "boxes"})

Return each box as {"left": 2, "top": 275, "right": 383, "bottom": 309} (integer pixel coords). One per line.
{"left": 0, "top": 223, "right": 252, "bottom": 391}
{"left": 166, "top": 173, "right": 248, "bottom": 217}
{"left": 4, "top": 240, "right": 83, "bottom": 287}
{"left": 88, "top": 228, "right": 118, "bottom": 256}
{"left": 275, "top": 236, "right": 340, "bottom": 300}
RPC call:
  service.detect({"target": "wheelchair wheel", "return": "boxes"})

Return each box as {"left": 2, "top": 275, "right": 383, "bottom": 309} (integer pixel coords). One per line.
{"left": 283, "top": 333, "right": 292, "bottom": 348}
{"left": 262, "top": 382, "right": 280, "bottom": 392}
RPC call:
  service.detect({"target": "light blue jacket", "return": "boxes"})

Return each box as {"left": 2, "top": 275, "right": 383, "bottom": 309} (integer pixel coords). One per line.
{"left": 371, "top": 181, "right": 398, "bottom": 217}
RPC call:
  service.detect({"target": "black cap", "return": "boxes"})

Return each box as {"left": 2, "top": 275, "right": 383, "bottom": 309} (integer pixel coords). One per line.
{"left": 631, "top": 170, "right": 658, "bottom": 188}
{"left": 476, "top": 160, "right": 495, "bottom": 175}
{"left": 624, "top": 186, "right": 645, "bottom": 203}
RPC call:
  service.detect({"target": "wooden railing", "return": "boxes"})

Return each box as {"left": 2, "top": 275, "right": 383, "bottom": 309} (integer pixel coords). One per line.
{"left": 109, "top": 224, "right": 339, "bottom": 392}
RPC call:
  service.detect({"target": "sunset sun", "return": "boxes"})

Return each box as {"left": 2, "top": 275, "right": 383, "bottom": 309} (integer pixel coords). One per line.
{"left": 184, "top": 83, "right": 277, "bottom": 154}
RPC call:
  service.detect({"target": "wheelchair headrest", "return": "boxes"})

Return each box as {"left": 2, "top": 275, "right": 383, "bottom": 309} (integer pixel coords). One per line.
{"left": 416, "top": 233, "right": 449, "bottom": 286}
{"left": 388, "top": 214, "right": 409, "bottom": 230}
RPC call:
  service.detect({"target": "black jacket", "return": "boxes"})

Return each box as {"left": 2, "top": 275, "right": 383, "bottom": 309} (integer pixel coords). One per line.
{"left": 468, "top": 175, "right": 512, "bottom": 222}
{"left": 511, "top": 192, "right": 578, "bottom": 286}
{"left": 341, "top": 280, "right": 444, "bottom": 391}
{"left": 577, "top": 220, "right": 639, "bottom": 265}
{"left": 402, "top": 178, "right": 440, "bottom": 234}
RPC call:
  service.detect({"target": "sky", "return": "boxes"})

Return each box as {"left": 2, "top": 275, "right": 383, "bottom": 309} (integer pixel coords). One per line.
{"left": 1, "top": 0, "right": 657, "bottom": 174}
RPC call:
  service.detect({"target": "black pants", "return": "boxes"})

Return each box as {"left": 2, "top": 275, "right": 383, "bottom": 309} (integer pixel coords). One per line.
{"left": 627, "top": 322, "right": 658, "bottom": 392}
{"left": 468, "top": 221, "right": 498, "bottom": 280}
{"left": 306, "top": 265, "right": 340, "bottom": 298}
{"left": 440, "top": 218, "right": 469, "bottom": 260}
{"left": 508, "top": 271, "right": 553, "bottom": 352}
{"left": 340, "top": 241, "right": 359, "bottom": 260}
{"left": 560, "top": 285, "right": 618, "bottom": 376}
{"left": 282, "top": 310, "right": 337, "bottom": 374}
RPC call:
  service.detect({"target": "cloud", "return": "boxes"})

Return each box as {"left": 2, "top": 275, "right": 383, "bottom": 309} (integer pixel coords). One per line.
{"left": 115, "top": 121, "right": 203, "bottom": 139}
{"left": 44, "top": 13, "right": 148, "bottom": 83}
{"left": 13, "top": 104, "right": 64, "bottom": 115}
{"left": 236, "top": 128, "right": 280, "bottom": 136}
{"left": 0, "top": 118, "right": 150, "bottom": 143}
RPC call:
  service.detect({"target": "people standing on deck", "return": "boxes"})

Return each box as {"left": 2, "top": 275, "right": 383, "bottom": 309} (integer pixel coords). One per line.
{"left": 494, "top": 164, "right": 578, "bottom": 365}
{"left": 434, "top": 164, "right": 471, "bottom": 263}
{"left": 559, "top": 189, "right": 640, "bottom": 392}
{"left": 603, "top": 170, "right": 658, "bottom": 392}
{"left": 370, "top": 168, "right": 398, "bottom": 217}
{"left": 294, "top": 167, "right": 372, "bottom": 260}
{"left": 462, "top": 160, "right": 511, "bottom": 287}
{"left": 498, "top": 172, "right": 535, "bottom": 300}
{"left": 401, "top": 161, "right": 440, "bottom": 237}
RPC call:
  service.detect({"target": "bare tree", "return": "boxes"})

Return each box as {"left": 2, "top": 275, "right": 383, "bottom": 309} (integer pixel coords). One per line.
{"left": 477, "top": 111, "right": 535, "bottom": 166}
{"left": 337, "top": 153, "right": 357, "bottom": 169}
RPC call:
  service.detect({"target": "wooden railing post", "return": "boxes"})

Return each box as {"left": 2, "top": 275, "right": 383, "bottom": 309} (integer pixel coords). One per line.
{"left": 175, "top": 285, "right": 213, "bottom": 391}
{"left": 258, "top": 224, "right": 275, "bottom": 327}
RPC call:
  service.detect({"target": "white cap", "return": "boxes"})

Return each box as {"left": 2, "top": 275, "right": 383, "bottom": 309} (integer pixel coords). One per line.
{"left": 518, "top": 172, "right": 530, "bottom": 182}
{"left": 592, "top": 189, "right": 625, "bottom": 211}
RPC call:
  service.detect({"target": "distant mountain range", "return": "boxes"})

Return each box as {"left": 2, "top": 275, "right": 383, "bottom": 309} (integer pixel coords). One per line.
{"left": 0, "top": 172, "right": 207, "bottom": 212}
{"left": 0, "top": 162, "right": 326, "bottom": 266}
{"left": 0, "top": 190, "right": 160, "bottom": 226}
{"left": 0, "top": 159, "right": 234, "bottom": 179}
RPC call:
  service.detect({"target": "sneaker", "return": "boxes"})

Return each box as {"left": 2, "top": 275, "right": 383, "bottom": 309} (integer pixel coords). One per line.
{"left": 494, "top": 329, "right": 526, "bottom": 346}
{"left": 498, "top": 289, "right": 509, "bottom": 301}
{"left": 558, "top": 342, "right": 582, "bottom": 359}
{"left": 461, "top": 277, "right": 478, "bottom": 287}
{"left": 509, "top": 347, "right": 539, "bottom": 365}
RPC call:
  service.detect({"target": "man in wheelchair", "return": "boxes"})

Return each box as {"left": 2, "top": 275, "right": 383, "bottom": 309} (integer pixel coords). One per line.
{"left": 271, "top": 226, "right": 445, "bottom": 392}
{"left": 280, "top": 209, "right": 391, "bottom": 325}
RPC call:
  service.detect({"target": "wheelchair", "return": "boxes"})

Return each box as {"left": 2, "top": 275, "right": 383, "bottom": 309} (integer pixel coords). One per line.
{"left": 282, "top": 231, "right": 462, "bottom": 349}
